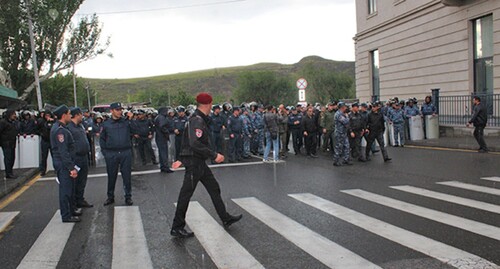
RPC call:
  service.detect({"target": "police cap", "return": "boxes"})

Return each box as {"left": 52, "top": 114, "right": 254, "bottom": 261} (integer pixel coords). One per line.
{"left": 110, "top": 102, "right": 123, "bottom": 110}
{"left": 53, "top": 105, "right": 70, "bottom": 118}
{"left": 70, "top": 107, "right": 82, "bottom": 117}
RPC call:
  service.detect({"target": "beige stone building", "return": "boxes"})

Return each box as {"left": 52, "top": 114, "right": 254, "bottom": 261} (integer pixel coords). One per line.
{"left": 354, "top": 0, "right": 498, "bottom": 104}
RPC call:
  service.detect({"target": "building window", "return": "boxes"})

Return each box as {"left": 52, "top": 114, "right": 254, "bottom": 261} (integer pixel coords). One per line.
{"left": 371, "top": 50, "right": 380, "bottom": 99}
{"left": 473, "top": 15, "right": 493, "bottom": 95}
{"left": 368, "top": 0, "right": 377, "bottom": 15}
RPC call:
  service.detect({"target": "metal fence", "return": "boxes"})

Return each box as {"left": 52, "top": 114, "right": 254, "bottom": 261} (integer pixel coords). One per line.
{"left": 438, "top": 93, "right": 500, "bottom": 127}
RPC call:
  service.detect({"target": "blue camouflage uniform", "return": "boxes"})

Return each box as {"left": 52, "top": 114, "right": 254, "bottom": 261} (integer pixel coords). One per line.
{"left": 227, "top": 113, "right": 243, "bottom": 162}
{"left": 241, "top": 112, "right": 253, "bottom": 158}
{"left": 388, "top": 107, "right": 405, "bottom": 146}
{"left": 173, "top": 115, "right": 188, "bottom": 160}
{"left": 51, "top": 120, "right": 77, "bottom": 221}
{"left": 68, "top": 120, "right": 91, "bottom": 207}
{"left": 100, "top": 116, "right": 133, "bottom": 201}
{"left": 251, "top": 111, "right": 265, "bottom": 154}
{"left": 333, "top": 110, "right": 350, "bottom": 165}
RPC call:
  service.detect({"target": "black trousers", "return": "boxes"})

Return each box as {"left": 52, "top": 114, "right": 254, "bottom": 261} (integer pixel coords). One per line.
{"left": 104, "top": 149, "right": 132, "bottom": 199}
{"left": 291, "top": 129, "right": 303, "bottom": 153}
{"left": 350, "top": 131, "right": 364, "bottom": 160}
{"left": 137, "top": 137, "right": 156, "bottom": 164}
{"left": 229, "top": 134, "right": 243, "bottom": 161}
{"left": 365, "top": 132, "right": 389, "bottom": 160}
{"left": 172, "top": 159, "right": 230, "bottom": 229}
{"left": 474, "top": 126, "right": 488, "bottom": 150}
{"left": 2, "top": 145, "right": 15, "bottom": 175}
{"left": 39, "top": 139, "right": 51, "bottom": 173}
{"left": 74, "top": 155, "right": 89, "bottom": 206}
{"left": 304, "top": 132, "right": 317, "bottom": 155}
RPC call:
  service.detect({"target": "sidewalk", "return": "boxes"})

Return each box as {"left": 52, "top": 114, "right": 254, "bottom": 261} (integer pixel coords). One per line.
{"left": 406, "top": 136, "right": 500, "bottom": 152}
{"left": 0, "top": 168, "right": 40, "bottom": 201}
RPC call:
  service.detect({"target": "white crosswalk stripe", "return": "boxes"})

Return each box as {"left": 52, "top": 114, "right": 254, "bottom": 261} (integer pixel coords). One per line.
{"left": 184, "top": 201, "right": 264, "bottom": 269}
{"left": 0, "top": 211, "right": 19, "bottom": 233}
{"left": 112, "top": 206, "right": 153, "bottom": 269}
{"left": 437, "top": 181, "right": 500, "bottom": 196}
{"left": 390, "top": 185, "right": 500, "bottom": 214}
{"left": 289, "top": 193, "right": 499, "bottom": 269}
{"left": 481, "top": 176, "right": 500, "bottom": 183}
{"left": 17, "top": 210, "right": 74, "bottom": 269}
{"left": 342, "top": 189, "right": 500, "bottom": 241}
{"left": 233, "top": 197, "right": 382, "bottom": 269}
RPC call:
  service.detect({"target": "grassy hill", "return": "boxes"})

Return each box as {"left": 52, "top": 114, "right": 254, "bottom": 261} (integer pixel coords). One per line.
{"left": 85, "top": 56, "right": 355, "bottom": 104}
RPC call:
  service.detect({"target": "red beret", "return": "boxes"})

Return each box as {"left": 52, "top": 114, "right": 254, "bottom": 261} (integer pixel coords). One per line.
{"left": 196, "top": 92, "right": 213, "bottom": 105}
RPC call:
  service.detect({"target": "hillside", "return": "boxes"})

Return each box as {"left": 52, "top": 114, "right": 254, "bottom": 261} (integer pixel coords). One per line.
{"left": 85, "top": 56, "right": 355, "bottom": 103}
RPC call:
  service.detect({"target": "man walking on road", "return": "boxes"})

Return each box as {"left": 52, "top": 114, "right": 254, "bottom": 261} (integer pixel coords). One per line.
{"left": 467, "top": 96, "right": 489, "bottom": 153}
{"left": 171, "top": 92, "right": 242, "bottom": 238}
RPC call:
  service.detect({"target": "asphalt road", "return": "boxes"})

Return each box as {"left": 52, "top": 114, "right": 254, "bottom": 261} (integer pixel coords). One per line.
{"left": 1, "top": 146, "right": 500, "bottom": 269}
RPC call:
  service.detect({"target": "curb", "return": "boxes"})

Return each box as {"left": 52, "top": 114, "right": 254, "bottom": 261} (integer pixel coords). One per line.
{"left": 405, "top": 144, "right": 500, "bottom": 154}
{"left": 0, "top": 168, "right": 40, "bottom": 201}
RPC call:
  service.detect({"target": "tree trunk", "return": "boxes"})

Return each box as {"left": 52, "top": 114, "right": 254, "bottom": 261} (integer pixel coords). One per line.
{"left": 19, "top": 72, "right": 53, "bottom": 101}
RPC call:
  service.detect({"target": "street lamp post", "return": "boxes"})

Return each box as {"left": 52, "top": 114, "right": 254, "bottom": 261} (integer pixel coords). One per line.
{"left": 26, "top": 0, "right": 43, "bottom": 111}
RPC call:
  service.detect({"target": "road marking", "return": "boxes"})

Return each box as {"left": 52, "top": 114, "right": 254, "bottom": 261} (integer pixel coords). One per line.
{"left": 184, "top": 201, "right": 264, "bottom": 269}
{"left": 437, "top": 181, "right": 500, "bottom": 196}
{"left": 233, "top": 197, "right": 381, "bottom": 269}
{"left": 0, "top": 175, "right": 40, "bottom": 210}
{"left": 342, "top": 189, "right": 500, "bottom": 241}
{"left": 17, "top": 210, "right": 74, "bottom": 269}
{"left": 289, "top": 193, "right": 499, "bottom": 269}
{"left": 390, "top": 185, "right": 500, "bottom": 214}
{"left": 112, "top": 206, "right": 153, "bottom": 269}
{"left": 0, "top": 211, "right": 19, "bottom": 233}
{"left": 38, "top": 161, "right": 265, "bottom": 181}
{"left": 481, "top": 177, "right": 500, "bottom": 183}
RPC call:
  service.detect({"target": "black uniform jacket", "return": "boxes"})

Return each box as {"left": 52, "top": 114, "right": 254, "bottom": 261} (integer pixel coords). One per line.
{"left": 179, "top": 109, "right": 218, "bottom": 162}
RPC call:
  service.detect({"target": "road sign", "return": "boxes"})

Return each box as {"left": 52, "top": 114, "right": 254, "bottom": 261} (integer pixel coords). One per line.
{"left": 298, "top": 89, "right": 306, "bottom": 102}
{"left": 296, "top": 78, "right": 308, "bottom": 89}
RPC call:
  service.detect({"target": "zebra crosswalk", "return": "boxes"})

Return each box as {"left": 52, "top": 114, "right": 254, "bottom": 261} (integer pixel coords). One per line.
{"left": 2, "top": 177, "right": 500, "bottom": 268}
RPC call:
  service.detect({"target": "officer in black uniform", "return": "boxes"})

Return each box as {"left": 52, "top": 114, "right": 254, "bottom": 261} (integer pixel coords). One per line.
{"left": 348, "top": 103, "right": 367, "bottom": 162}
{"left": 288, "top": 107, "right": 303, "bottom": 155}
{"left": 132, "top": 109, "right": 157, "bottom": 165}
{"left": 51, "top": 105, "right": 80, "bottom": 222}
{"left": 227, "top": 107, "right": 243, "bottom": 162}
{"left": 154, "top": 107, "right": 174, "bottom": 173}
{"left": 38, "top": 110, "right": 54, "bottom": 176}
{"left": 209, "top": 105, "right": 224, "bottom": 154}
{"left": 100, "top": 102, "right": 134, "bottom": 206}
{"left": 171, "top": 92, "right": 242, "bottom": 238}
{"left": 0, "top": 109, "right": 18, "bottom": 179}
{"left": 68, "top": 107, "right": 93, "bottom": 208}
{"left": 173, "top": 106, "right": 188, "bottom": 161}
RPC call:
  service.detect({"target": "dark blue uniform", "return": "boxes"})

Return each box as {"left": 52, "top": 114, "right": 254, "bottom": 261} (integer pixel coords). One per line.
{"left": 154, "top": 109, "right": 172, "bottom": 172}
{"left": 37, "top": 117, "right": 54, "bottom": 174}
{"left": 68, "top": 121, "right": 90, "bottom": 207}
{"left": 131, "top": 118, "right": 157, "bottom": 165}
{"left": 209, "top": 112, "right": 225, "bottom": 154}
{"left": 288, "top": 112, "right": 303, "bottom": 154}
{"left": 173, "top": 115, "right": 188, "bottom": 160}
{"left": 50, "top": 121, "right": 76, "bottom": 221}
{"left": 227, "top": 114, "right": 243, "bottom": 162}
{"left": 100, "top": 117, "right": 133, "bottom": 201}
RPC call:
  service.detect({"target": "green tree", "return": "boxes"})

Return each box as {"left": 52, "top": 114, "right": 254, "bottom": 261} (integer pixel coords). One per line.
{"left": 173, "top": 90, "right": 195, "bottom": 107}
{"left": 38, "top": 73, "right": 93, "bottom": 108}
{"left": 234, "top": 71, "right": 295, "bottom": 105}
{"left": 0, "top": 0, "right": 109, "bottom": 103}
{"left": 300, "top": 63, "right": 355, "bottom": 104}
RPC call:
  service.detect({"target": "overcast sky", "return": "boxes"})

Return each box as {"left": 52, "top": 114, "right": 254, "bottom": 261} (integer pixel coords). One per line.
{"left": 74, "top": 0, "right": 356, "bottom": 79}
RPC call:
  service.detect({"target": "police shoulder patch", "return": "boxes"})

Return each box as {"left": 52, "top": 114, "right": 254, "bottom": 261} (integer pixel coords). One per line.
{"left": 195, "top": 129, "right": 203, "bottom": 138}
{"left": 57, "top": 133, "right": 64, "bottom": 143}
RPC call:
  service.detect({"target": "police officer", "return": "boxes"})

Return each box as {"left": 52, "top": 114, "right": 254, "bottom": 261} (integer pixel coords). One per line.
{"left": 19, "top": 110, "right": 37, "bottom": 137}
{"left": 321, "top": 102, "right": 336, "bottom": 153}
{"left": 288, "top": 107, "right": 303, "bottom": 155}
{"left": 209, "top": 105, "right": 225, "bottom": 155}
{"left": 240, "top": 107, "right": 253, "bottom": 159}
{"left": 100, "top": 102, "right": 134, "bottom": 206}
{"left": 333, "top": 102, "right": 351, "bottom": 166}
{"left": 154, "top": 107, "right": 174, "bottom": 173}
{"left": 387, "top": 102, "right": 405, "bottom": 147}
{"left": 227, "top": 107, "right": 243, "bottom": 162}
{"left": 132, "top": 109, "right": 158, "bottom": 165}
{"left": 251, "top": 105, "right": 265, "bottom": 155}
{"left": 38, "top": 110, "right": 54, "bottom": 176}
{"left": 174, "top": 106, "right": 188, "bottom": 161}
{"left": 0, "top": 109, "right": 18, "bottom": 179}
{"left": 404, "top": 99, "right": 421, "bottom": 140}
{"left": 349, "top": 102, "right": 367, "bottom": 162}
{"left": 68, "top": 107, "right": 93, "bottom": 208}
{"left": 51, "top": 105, "right": 80, "bottom": 222}
{"left": 171, "top": 93, "right": 242, "bottom": 238}
{"left": 365, "top": 101, "right": 391, "bottom": 162}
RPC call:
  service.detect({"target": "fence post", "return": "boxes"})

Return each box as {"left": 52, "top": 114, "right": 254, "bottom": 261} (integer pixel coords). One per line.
{"left": 432, "top": 88, "right": 440, "bottom": 114}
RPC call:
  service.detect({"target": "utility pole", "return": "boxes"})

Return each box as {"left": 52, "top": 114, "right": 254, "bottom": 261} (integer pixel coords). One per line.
{"left": 26, "top": 0, "right": 43, "bottom": 111}
{"left": 72, "top": 53, "right": 78, "bottom": 107}
{"left": 86, "top": 83, "right": 91, "bottom": 110}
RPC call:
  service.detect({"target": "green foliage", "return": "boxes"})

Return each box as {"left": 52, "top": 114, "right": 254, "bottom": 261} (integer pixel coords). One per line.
{"left": 0, "top": 0, "right": 109, "bottom": 102}
{"left": 299, "top": 63, "right": 355, "bottom": 104}
{"left": 38, "top": 73, "right": 95, "bottom": 108}
{"left": 234, "top": 71, "right": 295, "bottom": 105}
